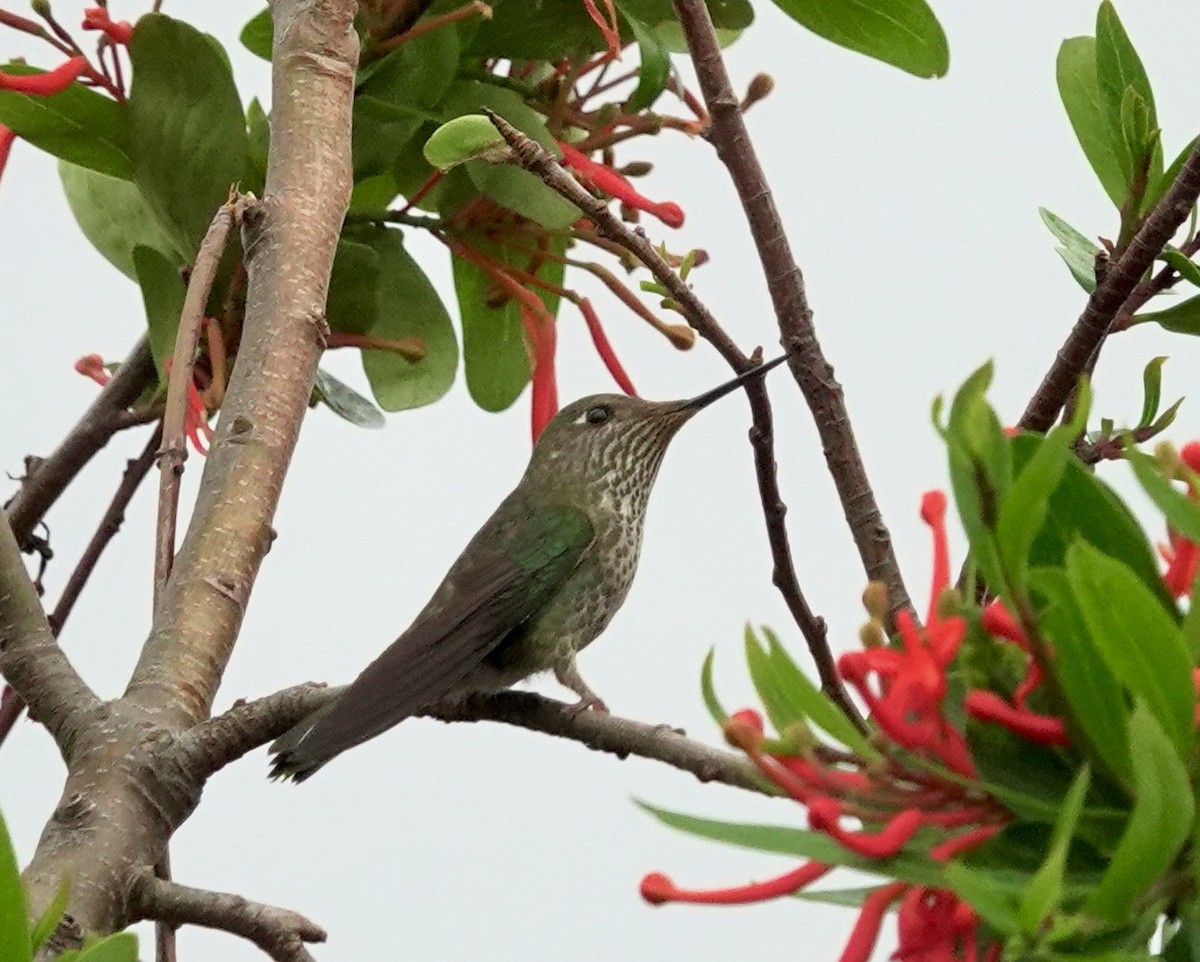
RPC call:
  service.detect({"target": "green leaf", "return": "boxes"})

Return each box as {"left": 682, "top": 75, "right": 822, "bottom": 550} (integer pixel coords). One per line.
{"left": 240, "top": 9, "right": 272, "bottom": 60}
{"left": 1145, "top": 136, "right": 1198, "bottom": 214}
{"left": 129, "top": 14, "right": 251, "bottom": 258}
{"left": 634, "top": 801, "right": 946, "bottom": 887}
{"left": 1057, "top": 37, "right": 1129, "bottom": 209}
{"left": 351, "top": 227, "right": 457, "bottom": 411}
{"left": 766, "top": 0, "right": 948, "bottom": 78}
{"left": 1161, "top": 250, "right": 1200, "bottom": 288}
{"left": 699, "top": 648, "right": 730, "bottom": 727}
{"left": 996, "top": 383, "right": 1088, "bottom": 589}
{"left": 28, "top": 875, "right": 70, "bottom": 952}
{"left": 758, "top": 627, "right": 879, "bottom": 760}
{"left": 1087, "top": 705, "right": 1193, "bottom": 923}
{"left": 423, "top": 115, "right": 507, "bottom": 171}
{"left": 1095, "top": 1, "right": 1159, "bottom": 187}
{"left": 354, "top": 26, "right": 459, "bottom": 178}
{"left": 326, "top": 239, "right": 381, "bottom": 337}
{"left": 1018, "top": 766, "right": 1090, "bottom": 934}
{"left": 1126, "top": 449, "right": 1200, "bottom": 544}
{"left": 1138, "top": 356, "right": 1166, "bottom": 428}
{"left": 0, "top": 65, "right": 131, "bottom": 179}
{"left": 132, "top": 245, "right": 186, "bottom": 379}
{"left": 245, "top": 98, "right": 269, "bottom": 194}
{"left": 1031, "top": 568, "right": 1132, "bottom": 783}
{"left": 744, "top": 625, "right": 795, "bottom": 735}
{"left": 59, "top": 160, "right": 183, "bottom": 279}
{"left": 943, "top": 863, "right": 1021, "bottom": 934}
{"left": 0, "top": 807, "right": 31, "bottom": 962}
{"left": 1132, "top": 293, "right": 1200, "bottom": 334}
{"left": 1039, "top": 208, "right": 1100, "bottom": 293}
{"left": 452, "top": 238, "right": 566, "bottom": 412}
{"left": 1066, "top": 541, "right": 1193, "bottom": 755}
{"left": 619, "top": 4, "right": 672, "bottom": 112}
{"left": 794, "top": 886, "right": 878, "bottom": 909}
{"left": 312, "top": 368, "right": 386, "bottom": 429}
{"left": 70, "top": 932, "right": 139, "bottom": 962}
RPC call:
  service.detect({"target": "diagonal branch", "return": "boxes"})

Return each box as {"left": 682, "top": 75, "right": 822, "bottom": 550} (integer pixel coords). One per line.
{"left": 0, "top": 508, "right": 97, "bottom": 753}
{"left": 671, "top": 0, "right": 911, "bottom": 622}
{"left": 0, "top": 426, "right": 161, "bottom": 750}
{"left": 485, "top": 110, "right": 861, "bottom": 726}
{"left": 5, "top": 337, "right": 155, "bottom": 547}
{"left": 1019, "top": 140, "right": 1200, "bottom": 432}
{"left": 176, "top": 683, "right": 767, "bottom": 794}
{"left": 133, "top": 873, "right": 325, "bottom": 962}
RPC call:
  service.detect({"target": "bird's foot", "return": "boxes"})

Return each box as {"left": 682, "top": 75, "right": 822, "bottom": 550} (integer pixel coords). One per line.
{"left": 567, "top": 692, "right": 609, "bottom": 716}
{"left": 555, "top": 663, "right": 608, "bottom": 716}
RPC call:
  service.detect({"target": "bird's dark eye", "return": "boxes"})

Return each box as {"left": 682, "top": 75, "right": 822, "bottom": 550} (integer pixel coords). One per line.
{"left": 585, "top": 404, "right": 611, "bottom": 425}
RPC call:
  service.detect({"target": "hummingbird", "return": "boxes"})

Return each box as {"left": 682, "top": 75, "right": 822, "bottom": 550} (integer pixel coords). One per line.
{"left": 270, "top": 353, "right": 789, "bottom": 781}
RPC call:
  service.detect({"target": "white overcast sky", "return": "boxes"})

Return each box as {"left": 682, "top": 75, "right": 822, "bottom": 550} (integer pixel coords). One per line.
{"left": 4, "top": 3, "right": 1200, "bottom": 960}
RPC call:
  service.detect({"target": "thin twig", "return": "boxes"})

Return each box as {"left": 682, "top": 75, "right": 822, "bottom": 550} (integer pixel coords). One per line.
{"left": 0, "top": 427, "right": 161, "bottom": 749}
{"left": 1019, "top": 140, "right": 1200, "bottom": 432}
{"left": 373, "top": 0, "right": 491, "bottom": 56}
{"left": 155, "top": 196, "right": 241, "bottom": 606}
{"left": 178, "top": 684, "right": 766, "bottom": 793}
{"left": 133, "top": 873, "right": 325, "bottom": 962}
{"left": 484, "top": 110, "right": 861, "bottom": 727}
{"left": 6, "top": 338, "right": 155, "bottom": 548}
{"left": 669, "top": 0, "right": 911, "bottom": 625}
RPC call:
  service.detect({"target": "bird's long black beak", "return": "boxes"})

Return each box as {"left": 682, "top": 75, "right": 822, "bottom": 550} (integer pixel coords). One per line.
{"left": 680, "top": 353, "right": 790, "bottom": 412}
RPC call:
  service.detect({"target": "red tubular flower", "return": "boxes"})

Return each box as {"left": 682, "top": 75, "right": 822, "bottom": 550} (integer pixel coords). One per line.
{"left": 980, "top": 600, "right": 1028, "bottom": 649}
{"left": 640, "top": 861, "right": 831, "bottom": 906}
{"left": 896, "top": 887, "right": 979, "bottom": 962}
{"left": 928, "top": 825, "right": 1001, "bottom": 862}
{"left": 964, "top": 690, "right": 1069, "bottom": 746}
{"left": 163, "top": 357, "right": 215, "bottom": 456}
{"left": 519, "top": 301, "right": 558, "bottom": 441}
{"left": 580, "top": 0, "right": 621, "bottom": 60}
{"left": 82, "top": 7, "right": 134, "bottom": 45}
{"left": 1161, "top": 530, "right": 1199, "bottom": 598}
{"left": 0, "top": 56, "right": 88, "bottom": 95}
{"left": 74, "top": 353, "right": 111, "bottom": 387}
{"left": 841, "top": 882, "right": 906, "bottom": 962}
{"left": 920, "top": 491, "right": 950, "bottom": 624}
{"left": 808, "top": 799, "right": 922, "bottom": 860}
{"left": 0, "top": 125, "right": 14, "bottom": 184}
{"left": 557, "top": 142, "right": 685, "bottom": 229}
{"left": 580, "top": 298, "right": 637, "bottom": 396}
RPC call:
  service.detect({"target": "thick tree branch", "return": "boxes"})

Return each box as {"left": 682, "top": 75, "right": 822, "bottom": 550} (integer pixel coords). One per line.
{"left": 671, "top": 0, "right": 911, "bottom": 622}
{"left": 133, "top": 874, "right": 325, "bottom": 962}
{"left": 6, "top": 338, "right": 155, "bottom": 547}
{"left": 0, "top": 509, "right": 97, "bottom": 753}
{"left": 125, "top": 6, "right": 358, "bottom": 730}
{"left": 0, "top": 427, "right": 161, "bottom": 749}
{"left": 1019, "top": 140, "right": 1200, "bottom": 432}
{"left": 486, "top": 111, "right": 860, "bottom": 726}
{"left": 177, "top": 684, "right": 767, "bottom": 793}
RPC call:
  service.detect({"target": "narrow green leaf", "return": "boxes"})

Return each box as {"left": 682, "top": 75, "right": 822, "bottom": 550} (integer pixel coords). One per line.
{"left": 1087, "top": 705, "right": 1193, "bottom": 923}
{"left": 634, "top": 801, "right": 946, "bottom": 887}
{"left": 1161, "top": 250, "right": 1200, "bottom": 288}
{"left": 1018, "top": 766, "right": 1090, "bottom": 933}
{"left": 766, "top": 0, "right": 948, "bottom": 78}
{"left": 59, "top": 160, "right": 182, "bottom": 280}
{"left": 1095, "top": 1, "right": 1159, "bottom": 185}
{"left": 794, "top": 886, "right": 878, "bottom": 908}
{"left": 699, "top": 648, "right": 729, "bottom": 727}
{"left": 1039, "top": 207, "right": 1100, "bottom": 293}
{"left": 351, "top": 227, "right": 457, "bottom": 411}
{"left": 0, "top": 64, "right": 131, "bottom": 179}
{"left": 1139, "top": 356, "right": 1166, "bottom": 427}
{"left": 943, "top": 863, "right": 1021, "bottom": 934}
{"left": 239, "top": 9, "right": 272, "bottom": 60}
{"left": 1126, "top": 449, "right": 1200, "bottom": 543}
{"left": 619, "top": 5, "right": 672, "bottom": 112}
{"left": 245, "top": 98, "right": 269, "bottom": 194}
{"left": 132, "top": 245, "right": 186, "bottom": 379}
{"left": 1144, "top": 136, "right": 1197, "bottom": 214}
{"left": 0, "top": 807, "right": 31, "bottom": 962}
{"left": 1066, "top": 541, "right": 1193, "bottom": 754}
{"left": 129, "top": 14, "right": 250, "bottom": 257}
{"left": 29, "top": 875, "right": 70, "bottom": 952}
{"left": 313, "top": 368, "right": 386, "bottom": 429}
{"left": 759, "top": 627, "right": 879, "bottom": 759}
{"left": 1133, "top": 293, "right": 1200, "bottom": 335}
{"left": 1031, "top": 568, "right": 1132, "bottom": 782}
{"left": 1057, "top": 37, "right": 1129, "bottom": 209}
{"left": 744, "top": 625, "right": 794, "bottom": 735}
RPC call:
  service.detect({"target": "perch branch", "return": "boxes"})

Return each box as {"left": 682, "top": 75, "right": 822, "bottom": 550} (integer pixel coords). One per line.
{"left": 1019, "top": 139, "right": 1200, "bottom": 432}
{"left": 485, "top": 110, "right": 861, "bottom": 726}
{"left": 5, "top": 337, "right": 155, "bottom": 547}
{"left": 133, "top": 874, "right": 325, "bottom": 962}
{"left": 674, "top": 0, "right": 911, "bottom": 621}
{"left": 177, "top": 684, "right": 767, "bottom": 794}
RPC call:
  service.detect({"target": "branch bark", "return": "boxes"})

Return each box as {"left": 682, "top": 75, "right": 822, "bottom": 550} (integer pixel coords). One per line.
{"left": 5, "top": 337, "right": 155, "bottom": 547}
{"left": 1019, "top": 139, "right": 1200, "bottom": 432}
{"left": 485, "top": 111, "right": 861, "bottom": 725}
{"left": 178, "top": 684, "right": 767, "bottom": 793}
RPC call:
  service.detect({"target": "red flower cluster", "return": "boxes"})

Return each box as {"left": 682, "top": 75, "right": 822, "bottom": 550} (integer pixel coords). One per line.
{"left": 558, "top": 141, "right": 685, "bottom": 229}
{"left": 1160, "top": 441, "right": 1200, "bottom": 598}
{"left": 641, "top": 491, "right": 1013, "bottom": 962}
